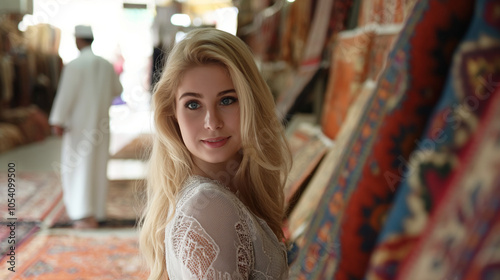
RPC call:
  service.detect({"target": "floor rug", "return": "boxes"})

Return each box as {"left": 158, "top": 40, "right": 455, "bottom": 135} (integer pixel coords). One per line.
{"left": 51, "top": 179, "right": 145, "bottom": 228}
{"left": 106, "top": 179, "right": 145, "bottom": 222}
{"left": 0, "top": 222, "right": 39, "bottom": 258}
{"left": 0, "top": 231, "right": 146, "bottom": 279}
{"left": 0, "top": 172, "right": 63, "bottom": 222}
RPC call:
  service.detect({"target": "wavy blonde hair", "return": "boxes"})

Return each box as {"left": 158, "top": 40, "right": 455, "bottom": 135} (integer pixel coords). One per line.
{"left": 139, "top": 28, "right": 291, "bottom": 280}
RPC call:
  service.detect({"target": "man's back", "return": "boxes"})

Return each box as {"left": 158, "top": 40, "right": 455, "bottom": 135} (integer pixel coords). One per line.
{"left": 50, "top": 46, "right": 122, "bottom": 131}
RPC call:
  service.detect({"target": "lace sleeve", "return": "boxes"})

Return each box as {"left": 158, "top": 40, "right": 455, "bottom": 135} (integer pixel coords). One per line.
{"left": 166, "top": 184, "right": 254, "bottom": 279}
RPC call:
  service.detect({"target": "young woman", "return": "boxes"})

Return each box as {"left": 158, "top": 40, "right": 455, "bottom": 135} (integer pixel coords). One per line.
{"left": 139, "top": 28, "right": 292, "bottom": 279}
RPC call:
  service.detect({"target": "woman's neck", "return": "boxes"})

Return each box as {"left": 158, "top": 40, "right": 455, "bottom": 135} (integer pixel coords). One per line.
{"left": 192, "top": 157, "right": 242, "bottom": 193}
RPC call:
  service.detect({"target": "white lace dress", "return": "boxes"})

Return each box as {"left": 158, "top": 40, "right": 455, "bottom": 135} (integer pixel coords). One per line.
{"left": 164, "top": 176, "right": 289, "bottom": 279}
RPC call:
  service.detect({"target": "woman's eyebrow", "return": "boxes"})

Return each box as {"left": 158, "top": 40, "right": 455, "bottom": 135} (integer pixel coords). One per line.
{"left": 178, "top": 92, "right": 202, "bottom": 100}
{"left": 218, "top": 89, "right": 236, "bottom": 96}
{"left": 179, "top": 89, "right": 236, "bottom": 100}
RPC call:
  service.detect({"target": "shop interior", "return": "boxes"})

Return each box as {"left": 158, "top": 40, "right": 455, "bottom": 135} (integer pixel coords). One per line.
{"left": 0, "top": 0, "right": 499, "bottom": 279}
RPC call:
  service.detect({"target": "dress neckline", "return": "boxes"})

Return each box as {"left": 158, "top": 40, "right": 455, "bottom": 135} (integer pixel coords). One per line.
{"left": 186, "top": 175, "right": 236, "bottom": 193}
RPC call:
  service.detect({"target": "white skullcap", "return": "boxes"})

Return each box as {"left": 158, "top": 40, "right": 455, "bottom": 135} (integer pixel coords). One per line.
{"left": 74, "top": 25, "right": 93, "bottom": 39}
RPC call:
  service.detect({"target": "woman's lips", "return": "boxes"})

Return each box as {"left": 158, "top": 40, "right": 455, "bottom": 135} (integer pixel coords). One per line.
{"left": 201, "top": 137, "right": 230, "bottom": 148}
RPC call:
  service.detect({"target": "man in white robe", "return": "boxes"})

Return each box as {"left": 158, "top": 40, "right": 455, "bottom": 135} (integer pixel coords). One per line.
{"left": 49, "top": 25, "right": 123, "bottom": 229}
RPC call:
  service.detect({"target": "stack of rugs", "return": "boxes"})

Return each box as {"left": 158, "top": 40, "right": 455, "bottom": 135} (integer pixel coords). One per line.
{"left": 0, "top": 106, "right": 51, "bottom": 153}
{"left": 282, "top": 0, "right": 500, "bottom": 279}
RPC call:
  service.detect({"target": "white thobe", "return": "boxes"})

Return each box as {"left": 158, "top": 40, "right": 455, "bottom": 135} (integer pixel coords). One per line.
{"left": 49, "top": 46, "right": 122, "bottom": 221}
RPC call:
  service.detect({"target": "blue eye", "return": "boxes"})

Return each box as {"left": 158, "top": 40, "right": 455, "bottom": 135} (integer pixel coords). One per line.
{"left": 185, "top": 101, "right": 200, "bottom": 110}
{"left": 221, "top": 97, "right": 238, "bottom": 106}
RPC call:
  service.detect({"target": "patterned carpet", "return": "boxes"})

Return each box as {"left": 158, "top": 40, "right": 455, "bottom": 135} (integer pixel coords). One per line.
{"left": 288, "top": 0, "right": 476, "bottom": 278}
{"left": 0, "top": 172, "right": 144, "bottom": 228}
{"left": 0, "top": 222, "right": 39, "bottom": 257}
{"left": 0, "top": 231, "right": 145, "bottom": 280}
{"left": 0, "top": 172, "right": 63, "bottom": 222}
{"left": 0, "top": 133, "right": 148, "bottom": 279}
{"left": 50, "top": 179, "right": 145, "bottom": 228}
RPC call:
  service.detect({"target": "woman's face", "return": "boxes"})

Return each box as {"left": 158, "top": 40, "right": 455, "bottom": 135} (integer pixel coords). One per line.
{"left": 175, "top": 64, "right": 242, "bottom": 173}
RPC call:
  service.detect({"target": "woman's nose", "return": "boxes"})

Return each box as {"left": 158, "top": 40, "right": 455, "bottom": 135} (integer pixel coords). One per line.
{"left": 204, "top": 109, "right": 223, "bottom": 130}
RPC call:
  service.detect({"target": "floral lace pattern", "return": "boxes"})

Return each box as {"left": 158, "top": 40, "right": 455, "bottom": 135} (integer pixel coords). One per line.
{"left": 172, "top": 215, "right": 219, "bottom": 277}
{"left": 165, "top": 176, "right": 288, "bottom": 279}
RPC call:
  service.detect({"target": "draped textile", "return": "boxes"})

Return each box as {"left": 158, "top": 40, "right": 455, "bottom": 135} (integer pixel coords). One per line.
{"left": 366, "top": 0, "right": 500, "bottom": 278}
{"left": 288, "top": 1, "right": 475, "bottom": 279}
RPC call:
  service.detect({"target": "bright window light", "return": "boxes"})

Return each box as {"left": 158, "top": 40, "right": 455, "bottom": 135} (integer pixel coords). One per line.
{"left": 192, "top": 17, "right": 202, "bottom": 27}
{"left": 18, "top": 14, "right": 35, "bottom": 31}
{"left": 171, "top": 13, "right": 191, "bottom": 27}
{"left": 175, "top": 31, "right": 187, "bottom": 43}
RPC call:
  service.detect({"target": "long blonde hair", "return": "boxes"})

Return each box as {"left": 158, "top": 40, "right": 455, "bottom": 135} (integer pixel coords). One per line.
{"left": 139, "top": 28, "right": 291, "bottom": 279}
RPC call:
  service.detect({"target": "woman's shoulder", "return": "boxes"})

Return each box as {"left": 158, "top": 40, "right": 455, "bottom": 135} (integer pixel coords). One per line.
{"left": 176, "top": 175, "right": 241, "bottom": 212}
{"left": 170, "top": 176, "right": 253, "bottom": 237}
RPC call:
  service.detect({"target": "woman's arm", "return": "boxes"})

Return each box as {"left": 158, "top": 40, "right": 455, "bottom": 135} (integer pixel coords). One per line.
{"left": 166, "top": 185, "right": 253, "bottom": 279}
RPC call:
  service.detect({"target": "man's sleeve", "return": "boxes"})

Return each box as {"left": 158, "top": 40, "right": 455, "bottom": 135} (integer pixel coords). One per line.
{"left": 49, "top": 64, "right": 80, "bottom": 126}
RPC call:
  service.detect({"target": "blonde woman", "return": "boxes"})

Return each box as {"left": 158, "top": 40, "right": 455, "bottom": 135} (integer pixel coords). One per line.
{"left": 139, "top": 28, "right": 292, "bottom": 279}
